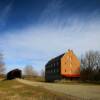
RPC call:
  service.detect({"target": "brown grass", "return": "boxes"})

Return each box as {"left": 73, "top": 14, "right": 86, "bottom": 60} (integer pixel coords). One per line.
{"left": 0, "top": 79, "right": 81, "bottom": 100}
{"left": 23, "top": 75, "right": 45, "bottom": 82}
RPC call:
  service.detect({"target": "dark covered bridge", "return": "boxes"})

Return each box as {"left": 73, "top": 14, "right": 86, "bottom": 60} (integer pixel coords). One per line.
{"left": 7, "top": 69, "right": 22, "bottom": 80}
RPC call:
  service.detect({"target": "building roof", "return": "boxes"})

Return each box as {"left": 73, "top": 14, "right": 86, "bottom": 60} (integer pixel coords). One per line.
{"left": 7, "top": 69, "right": 21, "bottom": 74}
{"left": 45, "top": 53, "right": 65, "bottom": 67}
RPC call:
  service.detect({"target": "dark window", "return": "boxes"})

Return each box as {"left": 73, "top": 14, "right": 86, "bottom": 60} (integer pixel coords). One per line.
{"left": 57, "top": 69, "right": 59, "bottom": 72}
{"left": 57, "top": 62, "right": 59, "bottom": 66}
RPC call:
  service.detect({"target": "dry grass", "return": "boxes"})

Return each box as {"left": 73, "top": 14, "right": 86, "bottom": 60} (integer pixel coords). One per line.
{"left": 23, "top": 75, "right": 45, "bottom": 82}
{"left": 17, "top": 79, "right": 100, "bottom": 100}
{"left": 0, "top": 79, "right": 81, "bottom": 100}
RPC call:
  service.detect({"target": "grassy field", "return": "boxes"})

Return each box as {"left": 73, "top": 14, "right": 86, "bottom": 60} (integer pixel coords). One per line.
{"left": 0, "top": 78, "right": 100, "bottom": 100}
{"left": 23, "top": 76, "right": 45, "bottom": 82}
{"left": 0, "top": 79, "right": 79, "bottom": 100}
{"left": 17, "top": 78, "right": 100, "bottom": 100}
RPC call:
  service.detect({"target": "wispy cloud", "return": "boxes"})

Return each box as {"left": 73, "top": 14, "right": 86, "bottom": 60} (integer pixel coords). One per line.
{"left": 1, "top": 15, "right": 100, "bottom": 71}
{"left": 0, "top": 0, "right": 100, "bottom": 72}
{"left": 39, "top": 0, "right": 64, "bottom": 26}
{"left": 0, "top": 1, "right": 13, "bottom": 28}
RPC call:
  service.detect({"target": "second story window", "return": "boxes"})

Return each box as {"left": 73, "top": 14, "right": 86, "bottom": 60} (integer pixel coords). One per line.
{"left": 54, "top": 63, "right": 55, "bottom": 67}
{"left": 65, "top": 69, "right": 66, "bottom": 72}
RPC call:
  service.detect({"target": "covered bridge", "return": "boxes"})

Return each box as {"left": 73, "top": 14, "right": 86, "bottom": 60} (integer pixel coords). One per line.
{"left": 7, "top": 69, "right": 22, "bottom": 80}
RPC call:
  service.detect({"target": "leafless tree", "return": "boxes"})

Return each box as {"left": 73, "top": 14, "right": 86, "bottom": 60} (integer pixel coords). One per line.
{"left": 0, "top": 53, "right": 5, "bottom": 75}
{"left": 40, "top": 69, "right": 45, "bottom": 78}
{"left": 24, "top": 65, "right": 38, "bottom": 76}
{"left": 80, "top": 51, "right": 100, "bottom": 81}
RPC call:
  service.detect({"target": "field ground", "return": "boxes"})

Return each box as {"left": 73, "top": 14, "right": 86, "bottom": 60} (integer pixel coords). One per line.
{"left": 17, "top": 79, "right": 100, "bottom": 100}
{"left": 0, "top": 79, "right": 80, "bottom": 100}
{"left": 0, "top": 78, "right": 100, "bottom": 100}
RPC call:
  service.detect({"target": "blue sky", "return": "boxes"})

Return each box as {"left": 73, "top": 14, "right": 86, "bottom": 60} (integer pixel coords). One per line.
{"left": 0, "top": 0, "right": 100, "bottom": 73}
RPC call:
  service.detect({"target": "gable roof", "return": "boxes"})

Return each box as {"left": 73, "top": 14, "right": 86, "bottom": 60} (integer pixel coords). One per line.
{"left": 45, "top": 53, "right": 64, "bottom": 66}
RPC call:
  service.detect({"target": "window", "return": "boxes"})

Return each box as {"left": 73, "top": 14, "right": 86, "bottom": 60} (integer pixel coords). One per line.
{"left": 67, "top": 56, "right": 71, "bottom": 61}
{"left": 57, "top": 69, "right": 59, "bottom": 73}
{"left": 65, "top": 69, "right": 66, "bottom": 72}
{"left": 69, "top": 57, "right": 71, "bottom": 61}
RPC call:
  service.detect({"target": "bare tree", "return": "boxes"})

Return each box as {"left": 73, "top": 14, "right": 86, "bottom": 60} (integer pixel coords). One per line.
{"left": 0, "top": 53, "right": 5, "bottom": 75}
{"left": 80, "top": 51, "right": 100, "bottom": 81}
{"left": 40, "top": 69, "right": 45, "bottom": 78}
{"left": 24, "top": 65, "right": 38, "bottom": 76}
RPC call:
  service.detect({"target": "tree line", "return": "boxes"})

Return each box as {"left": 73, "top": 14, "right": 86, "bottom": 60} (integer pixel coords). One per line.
{"left": 80, "top": 51, "right": 100, "bottom": 81}
{"left": 0, "top": 53, "right": 5, "bottom": 76}
{"left": 0, "top": 51, "right": 100, "bottom": 81}
{"left": 0, "top": 53, "right": 44, "bottom": 78}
